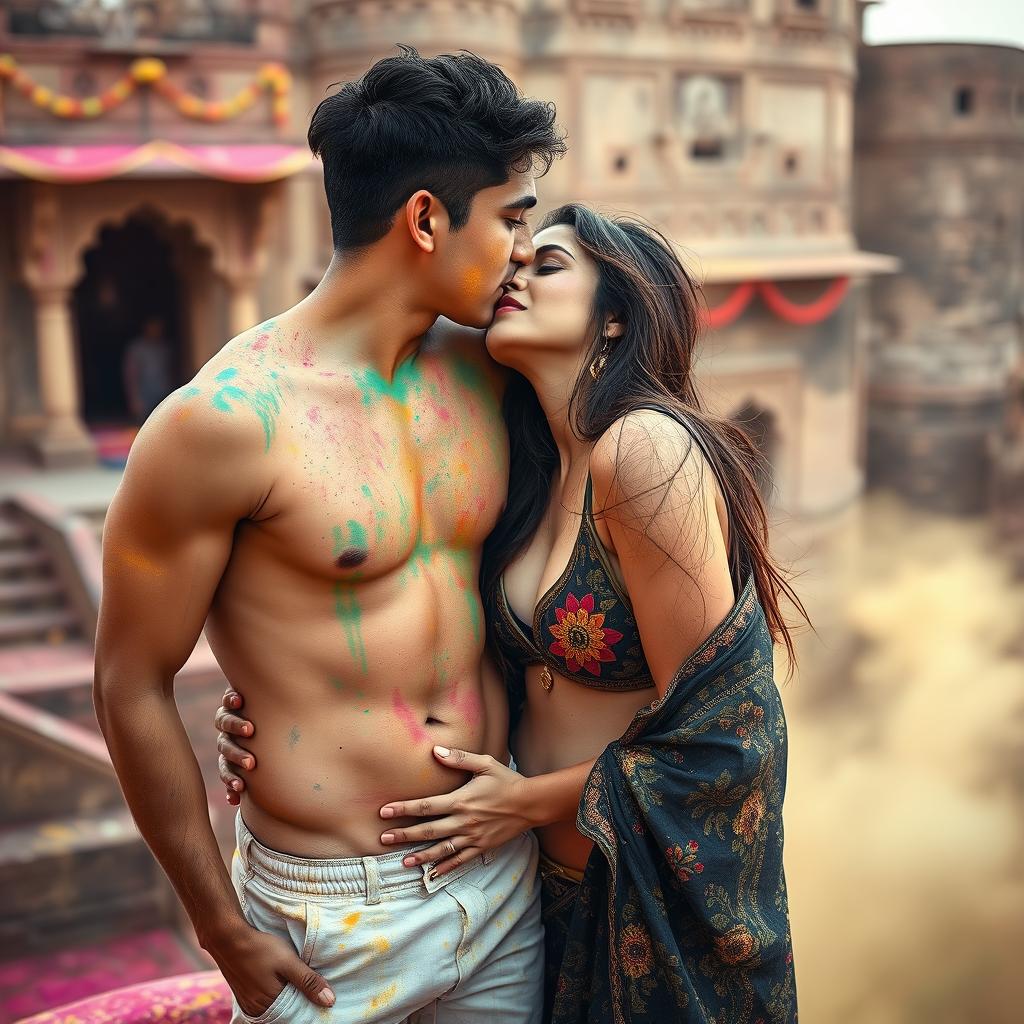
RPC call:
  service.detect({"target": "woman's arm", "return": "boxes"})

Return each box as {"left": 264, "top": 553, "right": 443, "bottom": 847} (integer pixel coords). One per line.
{"left": 590, "top": 409, "right": 736, "bottom": 698}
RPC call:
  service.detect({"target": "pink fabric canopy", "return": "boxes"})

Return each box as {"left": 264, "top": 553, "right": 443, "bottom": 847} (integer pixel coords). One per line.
{"left": 15, "top": 971, "right": 231, "bottom": 1024}
{"left": 0, "top": 141, "right": 315, "bottom": 182}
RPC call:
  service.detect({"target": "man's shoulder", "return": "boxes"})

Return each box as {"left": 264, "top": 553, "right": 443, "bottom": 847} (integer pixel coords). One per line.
{"left": 133, "top": 330, "right": 282, "bottom": 463}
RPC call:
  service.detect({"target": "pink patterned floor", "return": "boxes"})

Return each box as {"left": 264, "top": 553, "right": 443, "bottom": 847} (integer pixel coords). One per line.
{"left": 0, "top": 928, "right": 207, "bottom": 1023}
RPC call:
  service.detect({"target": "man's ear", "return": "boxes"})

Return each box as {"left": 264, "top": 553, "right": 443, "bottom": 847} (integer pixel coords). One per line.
{"left": 405, "top": 190, "right": 446, "bottom": 254}
{"left": 605, "top": 314, "right": 626, "bottom": 340}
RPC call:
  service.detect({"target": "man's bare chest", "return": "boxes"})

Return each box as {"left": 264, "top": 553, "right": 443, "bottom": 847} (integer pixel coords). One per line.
{"left": 248, "top": 361, "right": 509, "bottom": 583}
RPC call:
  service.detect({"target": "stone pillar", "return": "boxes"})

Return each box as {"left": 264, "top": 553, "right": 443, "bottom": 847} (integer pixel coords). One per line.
{"left": 29, "top": 284, "right": 95, "bottom": 468}
{"left": 227, "top": 275, "right": 261, "bottom": 337}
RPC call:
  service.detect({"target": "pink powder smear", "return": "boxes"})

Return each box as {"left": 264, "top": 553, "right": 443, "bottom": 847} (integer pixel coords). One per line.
{"left": 392, "top": 689, "right": 429, "bottom": 743}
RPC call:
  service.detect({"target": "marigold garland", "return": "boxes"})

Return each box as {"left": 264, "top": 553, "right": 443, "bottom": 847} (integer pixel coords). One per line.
{"left": 0, "top": 54, "right": 290, "bottom": 125}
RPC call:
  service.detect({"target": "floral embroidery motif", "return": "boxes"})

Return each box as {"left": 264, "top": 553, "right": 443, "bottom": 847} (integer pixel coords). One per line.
{"left": 666, "top": 839, "right": 705, "bottom": 883}
{"left": 714, "top": 923, "right": 760, "bottom": 966}
{"left": 733, "top": 788, "right": 766, "bottom": 845}
{"left": 620, "top": 923, "right": 655, "bottom": 978}
{"left": 548, "top": 592, "right": 624, "bottom": 675}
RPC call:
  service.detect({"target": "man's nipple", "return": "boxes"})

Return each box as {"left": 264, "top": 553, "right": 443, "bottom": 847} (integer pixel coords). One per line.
{"left": 336, "top": 548, "right": 368, "bottom": 569}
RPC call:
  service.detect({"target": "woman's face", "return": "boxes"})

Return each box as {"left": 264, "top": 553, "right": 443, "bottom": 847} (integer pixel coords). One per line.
{"left": 485, "top": 223, "right": 602, "bottom": 375}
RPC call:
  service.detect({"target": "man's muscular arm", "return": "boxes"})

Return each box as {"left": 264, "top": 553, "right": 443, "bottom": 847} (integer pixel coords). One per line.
{"left": 93, "top": 390, "right": 333, "bottom": 1014}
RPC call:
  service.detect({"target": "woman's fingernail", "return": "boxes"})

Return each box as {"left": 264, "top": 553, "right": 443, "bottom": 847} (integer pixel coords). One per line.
{"left": 243, "top": 758, "right": 254, "bottom": 769}
{"left": 242, "top": 725, "right": 252, "bottom": 735}
{"left": 381, "top": 833, "right": 395, "bottom": 844}
{"left": 434, "top": 746, "right": 451, "bottom": 757}
{"left": 318, "top": 988, "right": 335, "bottom": 1007}
{"left": 403, "top": 855, "right": 417, "bottom": 866}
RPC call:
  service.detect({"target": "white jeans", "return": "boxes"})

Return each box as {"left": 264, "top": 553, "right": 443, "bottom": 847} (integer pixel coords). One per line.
{"left": 230, "top": 813, "right": 543, "bottom": 1024}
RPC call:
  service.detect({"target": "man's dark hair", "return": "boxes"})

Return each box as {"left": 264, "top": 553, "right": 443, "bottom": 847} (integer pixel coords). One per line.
{"left": 307, "top": 46, "right": 566, "bottom": 251}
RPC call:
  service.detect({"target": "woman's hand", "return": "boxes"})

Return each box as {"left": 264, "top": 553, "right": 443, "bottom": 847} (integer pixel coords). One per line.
{"left": 379, "top": 746, "right": 537, "bottom": 878}
{"left": 215, "top": 687, "right": 256, "bottom": 805}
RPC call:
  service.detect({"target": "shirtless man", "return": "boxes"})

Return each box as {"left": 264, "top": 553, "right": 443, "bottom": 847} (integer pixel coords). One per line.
{"left": 93, "top": 47, "right": 564, "bottom": 1023}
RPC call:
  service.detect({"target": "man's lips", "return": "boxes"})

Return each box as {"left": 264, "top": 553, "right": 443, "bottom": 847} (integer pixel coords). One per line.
{"left": 495, "top": 295, "right": 526, "bottom": 313}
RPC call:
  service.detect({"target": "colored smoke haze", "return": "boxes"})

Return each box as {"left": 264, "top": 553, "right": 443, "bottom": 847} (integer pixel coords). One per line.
{"left": 779, "top": 494, "right": 1024, "bottom": 1022}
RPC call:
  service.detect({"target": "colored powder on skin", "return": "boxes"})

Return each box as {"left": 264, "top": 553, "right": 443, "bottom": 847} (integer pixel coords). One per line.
{"left": 313, "top": 783, "right": 322, "bottom": 792}
{"left": 288, "top": 726, "right": 301, "bottom": 749}
{"left": 391, "top": 689, "right": 428, "bottom": 743}
{"left": 374, "top": 508, "right": 387, "bottom": 544}
{"left": 215, "top": 367, "right": 238, "bottom": 382}
{"left": 447, "top": 682, "right": 483, "bottom": 728}
{"left": 210, "top": 375, "right": 283, "bottom": 451}
{"left": 334, "top": 582, "right": 368, "bottom": 674}
{"left": 462, "top": 266, "right": 483, "bottom": 296}
{"left": 352, "top": 358, "right": 424, "bottom": 409}
{"left": 361, "top": 484, "right": 372, "bottom": 499}
{"left": 180, "top": 386, "right": 201, "bottom": 400}
{"left": 307, "top": 406, "right": 320, "bottom": 424}
{"left": 114, "top": 546, "right": 165, "bottom": 577}
{"left": 347, "top": 519, "right": 368, "bottom": 550}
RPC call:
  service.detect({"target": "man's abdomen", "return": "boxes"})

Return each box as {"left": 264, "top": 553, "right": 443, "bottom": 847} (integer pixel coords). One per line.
{"left": 205, "top": 562, "right": 507, "bottom": 858}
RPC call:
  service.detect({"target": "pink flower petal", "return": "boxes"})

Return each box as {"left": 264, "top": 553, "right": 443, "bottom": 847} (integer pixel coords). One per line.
{"left": 603, "top": 628, "right": 624, "bottom": 644}
{"left": 549, "top": 641, "right": 566, "bottom": 657}
{"left": 565, "top": 593, "right": 579, "bottom": 614}
{"left": 583, "top": 659, "right": 602, "bottom": 675}
{"left": 581, "top": 593, "right": 595, "bottom": 613}
{"left": 554, "top": 606, "right": 566, "bottom": 624}
{"left": 594, "top": 647, "right": 616, "bottom": 662}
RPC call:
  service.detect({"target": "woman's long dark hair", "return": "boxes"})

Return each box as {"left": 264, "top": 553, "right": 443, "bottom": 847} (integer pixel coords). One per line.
{"left": 482, "top": 203, "right": 809, "bottom": 678}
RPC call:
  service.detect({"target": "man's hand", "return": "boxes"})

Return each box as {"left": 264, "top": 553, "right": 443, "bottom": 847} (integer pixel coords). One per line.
{"left": 377, "top": 746, "right": 535, "bottom": 878}
{"left": 215, "top": 687, "right": 256, "bottom": 806}
{"left": 209, "top": 921, "right": 335, "bottom": 1014}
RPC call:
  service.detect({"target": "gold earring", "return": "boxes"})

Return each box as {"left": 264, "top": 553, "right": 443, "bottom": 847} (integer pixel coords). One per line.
{"left": 589, "top": 336, "right": 611, "bottom": 380}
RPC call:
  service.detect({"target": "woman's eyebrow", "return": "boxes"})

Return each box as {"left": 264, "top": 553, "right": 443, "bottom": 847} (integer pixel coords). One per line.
{"left": 535, "top": 244, "right": 576, "bottom": 261}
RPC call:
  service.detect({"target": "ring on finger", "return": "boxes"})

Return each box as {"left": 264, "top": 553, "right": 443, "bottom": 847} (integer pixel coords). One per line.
{"left": 444, "top": 840, "right": 457, "bottom": 857}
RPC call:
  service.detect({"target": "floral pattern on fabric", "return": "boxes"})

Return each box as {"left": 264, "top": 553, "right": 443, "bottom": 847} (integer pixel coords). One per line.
{"left": 550, "top": 576, "right": 798, "bottom": 1024}
{"left": 548, "top": 592, "right": 625, "bottom": 675}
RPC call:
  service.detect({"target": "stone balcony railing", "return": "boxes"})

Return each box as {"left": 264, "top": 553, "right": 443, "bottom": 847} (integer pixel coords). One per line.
{"left": 6, "top": 0, "right": 258, "bottom": 47}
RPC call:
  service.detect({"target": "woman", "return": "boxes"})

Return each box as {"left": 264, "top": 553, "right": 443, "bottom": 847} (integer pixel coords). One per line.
{"left": 216, "top": 205, "right": 804, "bottom": 1023}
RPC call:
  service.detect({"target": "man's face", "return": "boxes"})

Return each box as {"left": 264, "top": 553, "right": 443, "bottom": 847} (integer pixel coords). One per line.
{"left": 430, "top": 169, "right": 538, "bottom": 330}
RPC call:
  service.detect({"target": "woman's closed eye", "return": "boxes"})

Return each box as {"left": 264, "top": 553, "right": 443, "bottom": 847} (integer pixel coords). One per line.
{"left": 535, "top": 263, "right": 562, "bottom": 275}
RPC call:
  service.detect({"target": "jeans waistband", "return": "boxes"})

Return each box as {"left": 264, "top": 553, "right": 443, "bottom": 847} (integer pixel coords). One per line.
{"left": 235, "top": 813, "right": 492, "bottom": 903}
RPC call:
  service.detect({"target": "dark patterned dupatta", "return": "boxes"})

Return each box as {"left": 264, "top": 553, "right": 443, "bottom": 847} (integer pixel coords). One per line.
{"left": 550, "top": 575, "right": 797, "bottom": 1024}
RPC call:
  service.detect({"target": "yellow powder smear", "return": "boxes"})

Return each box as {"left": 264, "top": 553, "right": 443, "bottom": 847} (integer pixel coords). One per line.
{"left": 371, "top": 936, "right": 390, "bottom": 955}
{"left": 341, "top": 911, "right": 361, "bottom": 931}
{"left": 114, "top": 546, "right": 166, "bottom": 577}
{"left": 367, "top": 981, "right": 398, "bottom": 1011}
